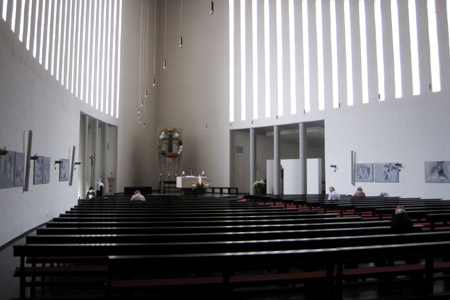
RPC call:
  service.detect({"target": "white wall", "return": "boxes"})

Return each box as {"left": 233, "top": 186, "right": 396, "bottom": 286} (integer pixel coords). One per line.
{"left": 325, "top": 95, "right": 450, "bottom": 199}
{"left": 0, "top": 1, "right": 156, "bottom": 246}
{"left": 154, "top": 0, "right": 229, "bottom": 188}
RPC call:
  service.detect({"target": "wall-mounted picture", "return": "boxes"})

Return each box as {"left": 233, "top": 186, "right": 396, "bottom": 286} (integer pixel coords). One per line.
{"left": 425, "top": 161, "right": 450, "bottom": 183}
{"left": 42, "top": 157, "right": 51, "bottom": 184}
{"left": 374, "top": 163, "right": 399, "bottom": 183}
{"left": 59, "top": 159, "right": 69, "bottom": 182}
{"left": 355, "top": 163, "right": 373, "bottom": 182}
{"left": 0, "top": 151, "right": 15, "bottom": 189}
{"left": 14, "top": 152, "right": 25, "bottom": 187}
{"left": 34, "top": 156, "right": 44, "bottom": 185}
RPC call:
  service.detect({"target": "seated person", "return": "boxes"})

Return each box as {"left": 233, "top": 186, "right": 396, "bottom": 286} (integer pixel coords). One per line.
{"left": 353, "top": 187, "right": 366, "bottom": 197}
{"left": 328, "top": 186, "right": 340, "bottom": 200}
{"left": 391, "top": 205, "right": 413, "bottom": 233}
{"left": 86, "top": 187, "right": 96, "bottom": 199}
{"left": 130, "top": 190, "right": 145, "bottom": 201}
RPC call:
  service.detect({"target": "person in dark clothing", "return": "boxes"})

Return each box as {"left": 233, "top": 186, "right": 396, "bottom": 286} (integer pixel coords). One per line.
{"left": 391, "top": 205, "right": 413, "bottom": 233}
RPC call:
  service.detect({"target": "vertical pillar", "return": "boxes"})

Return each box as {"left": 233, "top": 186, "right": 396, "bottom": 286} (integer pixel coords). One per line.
{"left": 299, "top": 123, "right": 307, "bottom": 194}
{"left": 93, "top": 119, "right": 99, "bottom": 187}
{"left": 102, "top": 124, "right": 108, "bottom": 193}
{"left": 274, "top": 125, "right": 281, "bottom": 195}
{"left": 82, "top": 115, "right": 89, "bottom": 195}
{"left": 250, "top": 128, "right": 256, "bottom": 195}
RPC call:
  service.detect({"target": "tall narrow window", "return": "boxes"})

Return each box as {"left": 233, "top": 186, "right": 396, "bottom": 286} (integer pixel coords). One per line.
{"left": 26, "top": 0, "right": 33, "bottom": 50}
{"left": 80, "top": 0, "right": 87, "bottom": 100}
{"left": 33, "top": 0, "right": 40, "bottom": 59}
{"left": 391, "top": 0, "right": 402, "bottom": 98}
{"left": 409, "top": 0, "right": 420, "bottom": 95}
{"left": 359, "top": 0, "right": 369, "bottom": 103}
{"left": 276, "top": 0, "right": 283, "bottom": 116}
{"left": 44, "top": 0, "right": 52, "bottom": 70}
{"left": 240, "top": 0, "right": 246, "bottom": 121}
{"left": 75, "top": 0, "right": 83, "bottom": 97}
{"left": 90, "top": 0, "right": 98, "bottom": 106}
{"left": 101, "top": 1, "right": 108, "bottom": 112}
{"left": 330, "top": 0, "right": 339, "bottom": 108}
{"left": 116, "top": 0, "right": 122, "bottom": 118}
{"left": 51, "top": 0, "right": 58, "bottom": 76}
{"left": 229, "top": 0, "right": 235, "bottom": 123}
{"left": 56, "top": 0, "right": 64, "bottom": 81}
{"left": 374, "top": 0, "right": 385, "bottom": 101}
{"left": 65, "top": 0, "right": 73, "bottom": 89}
{"left": 111, "top": 0, "right": 118, "bottom": 115}
{"left": 61, "top": 0, "right": 68, "bottom": 85}
{"left": 2, "top": 0, "right": 7, "bottom": 21}
{"left": 71, "top": 0, "right": 79, "bottom": 94}
{"left": 106, "top": 1, "right": 112, "bottom": 114}
{"left": 344, "top": 0, "right": 353, "bottom": 106}
{"left": 19, "top": 0, "right": 26, "bottom": 42}
{"left": 288, "top": 0, "right": 297, "bottom": 114}
{"left": 39, "top": 0, "right": 46, "bottom": 65}
{"left": 96, "top": 0, "right": 103, "bottom": 109}
{"left": 302, "top": 0, "right": 310, "bottom": 113}
{"left": 252, "top": 0, "right": 258, "bottom": 120}
{"left": 264, "top": 0, "right": 270, "bottom": 117}
{"left": 11, "top": 0, "right": 16, "bottom": 32}
{"left": 316, "top": 0, "right": 324, "bottom": 110}
{"left": 427, "top": 0, "right": 440, "bottom": 92}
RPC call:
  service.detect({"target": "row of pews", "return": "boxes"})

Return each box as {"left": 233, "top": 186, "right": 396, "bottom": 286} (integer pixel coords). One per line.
{"left": 12, "top": 194, "right": 450, "bottom": 299}
{"left": 247, "top": 194, "right": 450, "bottom": 229}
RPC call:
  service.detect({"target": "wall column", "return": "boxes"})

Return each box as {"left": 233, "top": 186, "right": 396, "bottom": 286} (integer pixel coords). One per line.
{"left": 299, "top": 123, "right": 307, "bottom": 194}
{"left": 93, "top": 119, "right": 99, "bottom": 187}
{"left": 250, "top": 128, "right": 256, "bottom": 195}
{"left": 82, "top": 115, "right": 89, "bottom": 196}
{"left": 273, "top": 125, "right": 281, "bottom": 195}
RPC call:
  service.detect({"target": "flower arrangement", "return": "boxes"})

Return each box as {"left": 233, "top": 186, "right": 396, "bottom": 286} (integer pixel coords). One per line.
{"left": 192, "top": 175, "right": 210, "bottom": 191}
{"left": 253, "top": 179, "right": 265, "bottom": 187}
{"left": 253, "top": 179, "right": 266, "bottom": 195}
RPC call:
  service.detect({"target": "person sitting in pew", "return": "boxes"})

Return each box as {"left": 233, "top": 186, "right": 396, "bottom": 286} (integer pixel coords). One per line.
{"left": 353, "top": 187, "right": 366, "bottom": 197}
{"left": 391, "top": 205, "right": 413, "bottom": 233}
{"left": 86, "top": 187, "right": 96, "bottom": 199}
{"left": 130, "top": 190, "right": 145, "bottom": 201}
{"left": 328, "top": 186, "right": 340, "bottom": 200}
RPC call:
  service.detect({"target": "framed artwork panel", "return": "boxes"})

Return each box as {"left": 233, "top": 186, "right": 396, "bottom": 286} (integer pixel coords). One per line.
{"left": 0, "top": 151, "right": 15, "bottom": 189}
{"left": 355, "top": 163, "right": 373, "bottom": 182}
{"left": 59, "top": 159, "right": 69, "bottom": 182}
{"left": 14, "top": 152, "right": 25, "bottom": 187}
{"left": 374, "top": 163, "right": 399, "bottom": 183}
{"left": 42, "top": 157, "right": 50, "bottom": 184}
{"left": 34, "top": 156, "right": 44, "bottom": 185}
{"left": 425, "top": 161, "right": 450, "bottom": 183}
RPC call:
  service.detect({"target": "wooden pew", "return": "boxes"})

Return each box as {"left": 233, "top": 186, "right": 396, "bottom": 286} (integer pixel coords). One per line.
{"left": 27, "top": 226, "right": 423, "bottom": 244}
{"left": 426, "top": 213, "right": 450, "bottom": 230}
{"left": 44, "top": 216, "right": 362, "bottom": 228}
{"left": 105, "top": 240, "right": 450, "bottom": 299}
{"left": 376, "top": 207, "right": 450, "bottom": 221}
{"left": 36, "top": 220, "right": 393, "bottom": 235}
{"left": 16, "top": 229, "right": 439, "bottom": 298}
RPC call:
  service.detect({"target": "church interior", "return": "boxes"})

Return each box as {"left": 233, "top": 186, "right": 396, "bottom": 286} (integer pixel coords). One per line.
{"left": 2, "top": 0, "right": 450, "bottom": 299}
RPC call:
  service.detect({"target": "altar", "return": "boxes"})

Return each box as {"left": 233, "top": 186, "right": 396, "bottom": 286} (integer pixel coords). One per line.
{"left": 176, "top": 176, "right": 208, "bottom": 189}
{"left": 176, "top": 176, "right": 208, "bottom": 195}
